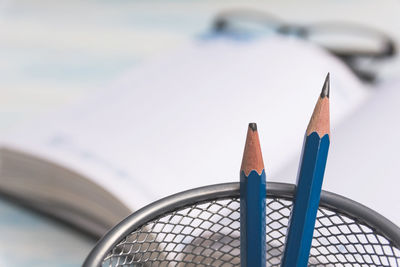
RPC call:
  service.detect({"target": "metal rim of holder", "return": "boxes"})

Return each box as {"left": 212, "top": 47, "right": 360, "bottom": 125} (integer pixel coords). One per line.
{"left": 83, "top": 182, "right": 400, "bottom": 267}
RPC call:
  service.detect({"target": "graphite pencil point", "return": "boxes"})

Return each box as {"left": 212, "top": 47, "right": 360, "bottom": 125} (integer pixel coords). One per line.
{"left": 320, "top": 73, "right": 330, "bottom": 99}
{"left": 249, "top": 123, "right": 257, "bottom": 131}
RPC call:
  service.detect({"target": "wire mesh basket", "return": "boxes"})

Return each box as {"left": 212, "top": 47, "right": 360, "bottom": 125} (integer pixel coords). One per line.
{"left": 84, "top": 182, "right": 400, "bottom": 266}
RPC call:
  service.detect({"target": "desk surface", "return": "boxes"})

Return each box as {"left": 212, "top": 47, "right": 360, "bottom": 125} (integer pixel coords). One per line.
{"left": 0, "top": 198, "right": 94, "bottom": 266}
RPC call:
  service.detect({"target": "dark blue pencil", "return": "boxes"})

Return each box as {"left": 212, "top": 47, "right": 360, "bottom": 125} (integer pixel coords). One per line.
{"left": 281, "top": 74, "right": 331, "bottom": 267}
{"left": 240, "top": 123, "right": 266, "bottom": 267}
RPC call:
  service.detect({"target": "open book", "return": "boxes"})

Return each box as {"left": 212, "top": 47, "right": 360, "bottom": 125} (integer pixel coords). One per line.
{"left": 0, "top": 36, "right": 372, "bottom": 237}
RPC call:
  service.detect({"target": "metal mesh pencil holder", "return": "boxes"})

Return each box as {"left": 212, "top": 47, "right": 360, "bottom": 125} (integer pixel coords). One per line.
{"left": 84, "top": 182, "right": 400, "bottom": 266}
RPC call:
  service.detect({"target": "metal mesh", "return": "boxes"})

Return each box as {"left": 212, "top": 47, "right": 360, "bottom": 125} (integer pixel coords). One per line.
{"left": 103, "top": 197, "right": 400, "bottom": 266}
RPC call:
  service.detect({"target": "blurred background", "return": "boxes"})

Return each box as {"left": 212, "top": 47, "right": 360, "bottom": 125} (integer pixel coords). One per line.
{"left": 1, "top": 0, "right": 400, "bottom": 266}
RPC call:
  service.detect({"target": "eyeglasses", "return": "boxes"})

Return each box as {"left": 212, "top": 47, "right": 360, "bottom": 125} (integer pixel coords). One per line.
{"left": 212, "top": 9, "right": 396, "bottom": 83}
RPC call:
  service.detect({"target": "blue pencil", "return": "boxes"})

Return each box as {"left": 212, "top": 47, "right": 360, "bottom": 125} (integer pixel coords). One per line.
{"left": 240, "top": 123, "right": 266, "bottom": 267}
{"left": 281, "top": 74, "right": 331, "bottom": 267}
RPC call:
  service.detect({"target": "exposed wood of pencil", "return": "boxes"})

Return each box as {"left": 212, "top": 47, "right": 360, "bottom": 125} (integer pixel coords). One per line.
{"left": 306, "top": 73, "right": 330, "bottom": 137}
{"left": 240, "top": 123, "right": 265, "bottom": 176}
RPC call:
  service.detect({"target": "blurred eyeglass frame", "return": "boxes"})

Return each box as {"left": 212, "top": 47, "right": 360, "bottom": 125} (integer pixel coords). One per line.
{"left": 213, "top": 9, "right": 396, "bottom": 83}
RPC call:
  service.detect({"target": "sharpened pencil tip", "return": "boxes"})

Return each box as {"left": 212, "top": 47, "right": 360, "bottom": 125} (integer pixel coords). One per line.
{"left": 241, "top": 123, "right": 264, "bottom": 176}
{"left": 320, "top": 73, "right": 330, "bottom": 99}
{"left": 307, "top": 73, "right": 330, "bottom": 137}
{"left": 249, "top": 123, "right": 257, "bottom": 131}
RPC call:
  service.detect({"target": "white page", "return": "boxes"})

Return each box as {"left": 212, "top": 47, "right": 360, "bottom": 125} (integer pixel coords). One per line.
{"left": 1, "top": 36, "right": 369, "bottom": 210}
{"left": 276, "top": 78, "right": 400, "bottom": 225}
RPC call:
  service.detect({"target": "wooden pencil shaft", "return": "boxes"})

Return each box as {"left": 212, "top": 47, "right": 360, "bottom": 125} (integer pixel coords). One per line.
{"left": 240, "top": 123, "right": 266, "bottom": 267}
{"left": 281, "top": 74, "right": 330, "bottom": 267}
{"left": 240, "top": 169, "right": 266, "bottom": 267}
{"left": 281, "top": 132, "right": 330, "bottom": 267}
